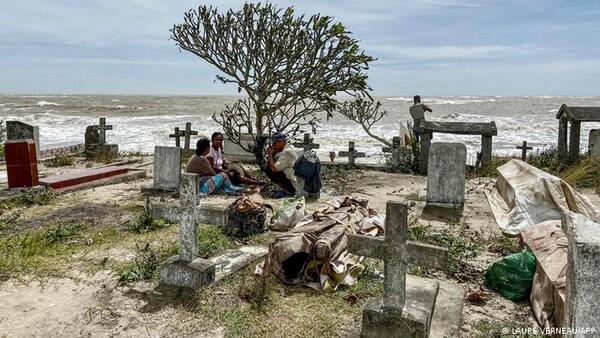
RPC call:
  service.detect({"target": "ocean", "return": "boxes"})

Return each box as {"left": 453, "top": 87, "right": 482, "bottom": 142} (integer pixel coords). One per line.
{"left": 1, "top": 94, "right": 599, "bottom": 164}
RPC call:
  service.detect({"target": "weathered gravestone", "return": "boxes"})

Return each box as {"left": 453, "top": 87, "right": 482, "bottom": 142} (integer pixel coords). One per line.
{"left": 160, "top": 173, "right": 216, "bottom": 289}
{"left": 142, "top": 146, "right": 181, "bottom": 194}
{"left": 562, "top": 212, "right": 600, "bottom": 337}
{"left": 589, "top": 129, "right": 600, "bottom": 159}
{"left": 382, "top": 136, "right": 402, "bottom": 170}
{"left": 6, "top": 140, "right": 39, "bottom": 189}
{"left": 7, "top": 121, "right": 40, "bottom": 160}
{"left": 293, "top": 133, "right": 320, "bottom": 152}
{"left": 183, "top": 122, "right": 198, "bottom": 150}
{"left": 426, "top": 143, "right": 466, "bottom": 208}
{"left": 339, "top": 141, "right": 365, "bottom": 166}
{"left": 347, "top": 201, "right": 449, "bottom": 337}
{"left": 84, "top": 118, "right": 118, "bottom": 158}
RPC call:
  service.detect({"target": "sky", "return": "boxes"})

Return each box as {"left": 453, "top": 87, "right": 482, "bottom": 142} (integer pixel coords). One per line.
{"left": 1, "top": 0, "right": 599, "bottom": 96}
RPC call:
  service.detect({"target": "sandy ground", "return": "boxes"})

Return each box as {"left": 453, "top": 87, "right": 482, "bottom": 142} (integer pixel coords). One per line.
{"left": 1, "top": 157, "right": 598, "bottom": 337}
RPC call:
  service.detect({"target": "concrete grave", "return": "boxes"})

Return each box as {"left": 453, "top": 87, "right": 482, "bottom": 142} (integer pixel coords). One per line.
{"left": 223, "top": 133, "right": 256, "bottom": 163}
{"left": 426, "top": 143, "right": 467, "bottom": 208}
{"left": 589, "top": 129, "right": 600, "bottom": 159}
{"left": 160, "top": 173, "right": 216, "bottom": 290}
{"left": 347, "top": 201, "right": 453, "bottom": 337}
{"left": 142, "top": 146, "right": 181, "bottom": 194}
{"left": 562, "top": 212, "right": 600, "bottom": 337}
{"left": 159, "top": 173, "right": 268, "bottom": 289}
{"left": 339, "top": 141, "right": 365, "bottom": 166}
{"left": 7, "top": 121, "right": 40, "bottom": 161}
{"left": 85, "top": 119, "right": 118, "bottom": 159}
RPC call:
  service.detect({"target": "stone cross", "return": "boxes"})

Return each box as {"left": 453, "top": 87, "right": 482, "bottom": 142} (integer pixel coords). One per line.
{"left": 293, "top": 133, "right": 320, "bottom": 152}
{"left": 183, "top": 122, "right": 199, "bottom": 150}
{"left": 348, "top": 201, "right": 448, "bottom": 311}
{"left": 516, "top": 141, "right": 533, "bottom": 161}
{"left": 159, "top": 173, "right": 216, "bottom": 290}
{"left": 170, "top": 127, "right": 185, "bottom": 148}
{"left": 339, "top": 141, "right": 365, "bottom": 166}
{"left": 382, "top": 136, "right": 402, "bottom": 169}
{"left": 97, "top": 117, "right": 113, "bottom": 144}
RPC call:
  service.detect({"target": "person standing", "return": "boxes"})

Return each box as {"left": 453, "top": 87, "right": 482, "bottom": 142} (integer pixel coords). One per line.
{"left": 409, "top": 95, "right": 433, "bottom": 141}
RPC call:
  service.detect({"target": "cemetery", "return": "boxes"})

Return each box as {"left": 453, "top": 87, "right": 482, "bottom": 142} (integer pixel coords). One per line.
{"left": 1, "top": 4, "right": 600, "bottom": 338}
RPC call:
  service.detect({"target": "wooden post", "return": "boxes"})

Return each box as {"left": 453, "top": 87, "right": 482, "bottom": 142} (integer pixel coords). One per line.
{"left": 569, "top": 121, "right": 581, "bottom": 162}
{"left": 419, "top": 133, "right": 432, "bottom": 175}
{"left": 558, "top": 118, "right": 568, "bottom": 162}
{"left": 481, "top": 135, "right": 493, "bottom": 165}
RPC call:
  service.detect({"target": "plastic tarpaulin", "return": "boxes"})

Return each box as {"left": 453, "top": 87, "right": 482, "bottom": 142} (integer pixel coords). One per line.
{"left": 484, "top": 159, "right": 600, "bottom": 235}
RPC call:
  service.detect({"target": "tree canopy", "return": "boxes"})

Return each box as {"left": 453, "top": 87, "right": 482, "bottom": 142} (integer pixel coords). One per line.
{"left": 170, "top": 3, "right": 377, "bottom": 159}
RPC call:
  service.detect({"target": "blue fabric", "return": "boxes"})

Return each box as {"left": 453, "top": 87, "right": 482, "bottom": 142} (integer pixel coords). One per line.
{"left": 199, "top": 173, "right": 242, "bottom": 195}
{"left": 293, "top": 152, "right": 322, "bottom": 194}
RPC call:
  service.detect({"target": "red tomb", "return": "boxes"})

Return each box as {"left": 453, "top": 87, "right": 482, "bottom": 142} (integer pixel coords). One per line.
{"left": 39, "top": 166, "right": 128, "bottom": 190}
{"left": 6, "top": 139, "right": 39, "bottom": 188}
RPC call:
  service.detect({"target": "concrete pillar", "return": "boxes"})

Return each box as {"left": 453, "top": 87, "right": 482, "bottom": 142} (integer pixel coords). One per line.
{"left": 419, "top": 133, "right": 432, "bottom": 175}
{"left": 558, "top": 118, "right": 568, "bottom": 162}
{"left": 481, "top": 135, "right": 493, "bottom": 165}
{"left": 569, "top": 121, "right": 581, "bottom": 162}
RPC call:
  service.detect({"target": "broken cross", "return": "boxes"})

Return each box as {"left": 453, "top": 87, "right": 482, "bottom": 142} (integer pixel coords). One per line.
{"left": 382, "top": 136, "right": 402, "bottom": 169}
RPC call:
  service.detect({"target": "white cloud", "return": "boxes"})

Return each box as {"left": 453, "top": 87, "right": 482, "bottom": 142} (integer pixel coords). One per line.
{"left": 367, "top": 44, "right": 554, "bottom": 61}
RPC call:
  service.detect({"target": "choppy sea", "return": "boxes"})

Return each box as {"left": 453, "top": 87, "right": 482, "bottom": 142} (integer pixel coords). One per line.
{"left": 2, "top": 94, "right": 599, "bottom": 164}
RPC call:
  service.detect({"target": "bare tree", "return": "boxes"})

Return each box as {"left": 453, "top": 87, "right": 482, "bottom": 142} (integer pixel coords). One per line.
{"left": 336, "top": 97, "right": 391, "bottom": 147}
{"left": 170, "top": 3, "right": 375, "bottom": 163}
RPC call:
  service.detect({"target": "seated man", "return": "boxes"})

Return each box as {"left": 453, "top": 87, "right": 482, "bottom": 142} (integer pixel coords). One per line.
{"left": 186, "top": 138, "right": 257, "bottom": 195}
{"left": 265, "top": 132, "right": 298, "bottom": 197}
{"left": 207, "top": 132, "right": 264, "bottom": 186}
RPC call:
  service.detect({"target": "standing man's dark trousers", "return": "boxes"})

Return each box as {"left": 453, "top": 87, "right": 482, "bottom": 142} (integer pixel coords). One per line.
{"left": 264, "top": 165, "right": 296, "bottom": 195}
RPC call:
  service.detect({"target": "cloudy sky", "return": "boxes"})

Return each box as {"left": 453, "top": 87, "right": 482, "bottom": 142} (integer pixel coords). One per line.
{"left": 1, "top": 0, "right": 599, "bottom": 96}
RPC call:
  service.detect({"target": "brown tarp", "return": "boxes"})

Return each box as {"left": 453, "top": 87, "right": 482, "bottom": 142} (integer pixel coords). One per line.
{"left": 484, "top": 159, "right": 600, "bottom": 235}
{"left": 264, "top": 196, "right": 384, "bottom": 290}
{"left": 520, "top": 221, "right": 567, "bottom": 329}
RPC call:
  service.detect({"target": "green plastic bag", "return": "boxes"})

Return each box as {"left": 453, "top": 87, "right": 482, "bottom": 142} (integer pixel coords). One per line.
{"left": 485, "top": 249, "right": 536, "bottom": 301}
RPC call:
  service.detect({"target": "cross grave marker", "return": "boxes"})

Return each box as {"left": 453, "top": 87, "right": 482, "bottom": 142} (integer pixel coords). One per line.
{"left": 183, "top": 122, "right": 199, "bottom": 150}
{"left": 339, "top": 141, "right": 365, "bottom": 166}
{"left": 169, "top": 127, "right": 185, "bottom": 148}
{"left": 159, "top": 173, "right": 216, "bottom": 289}
{"left": 516, "top": 141, "right": 533, "bottom": 161}
{"left": 347, "top": 201, "right": 448, "bottom": 337}
{"left": 293, "top": 133, "right": 320, "bottom": 152}
{"left": 97, "top": 117, "right": 113, "bottom": 144}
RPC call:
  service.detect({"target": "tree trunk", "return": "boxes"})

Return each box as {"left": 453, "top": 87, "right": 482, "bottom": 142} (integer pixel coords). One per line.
{"left": 254, "top": 105, "right": 267, "bottom": 167}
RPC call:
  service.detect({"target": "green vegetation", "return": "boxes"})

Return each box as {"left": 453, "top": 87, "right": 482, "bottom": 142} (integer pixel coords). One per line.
{"left": 115, "top": 243, "right": 177, "bottom": 285}
{"left": 197, "top": 225, "right": 235, "bottom": 258}
{"left": 125, "top": 200, "right": 171, "bottom": 233}
{"left": 0, "top": 119, "right": 5, "bottom": 157}
{"left": 0, "top": 188, "right": 57, "bottom": 210}
{"left": 44, "top": 154, "right": 75, "bottom": 167}
{"left": 408, "top": 221, "right": 483, "bottom": 279}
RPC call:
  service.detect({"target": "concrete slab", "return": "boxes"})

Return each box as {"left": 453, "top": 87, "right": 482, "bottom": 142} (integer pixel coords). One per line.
{"left": 159, "top": 256, "right": 215, "bottom": 290}
{"left": 150, "top": 196, "right": 236, "bottom": 227}
{"left": 210, "top": 246, "right": 268, "bottom": 282}
{"left": 429, "top": 280, "right": 464, "bottom": 338}
{"left": 361, "top": 275, "right": 439, "bottom": 338}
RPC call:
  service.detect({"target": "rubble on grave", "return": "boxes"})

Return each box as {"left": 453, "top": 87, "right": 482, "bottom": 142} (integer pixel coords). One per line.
{"left": 261, "top": 196, "right": 384, "bottom": 290}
